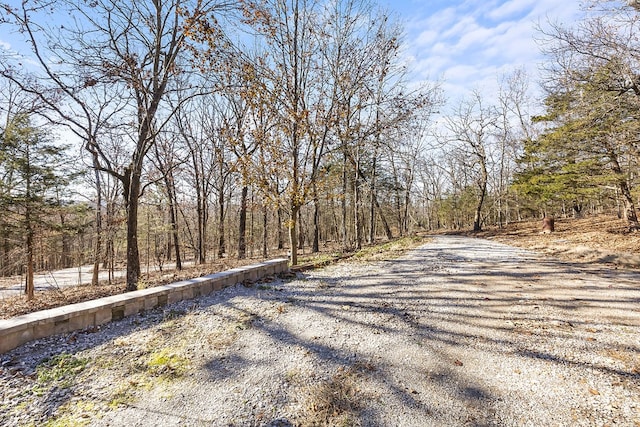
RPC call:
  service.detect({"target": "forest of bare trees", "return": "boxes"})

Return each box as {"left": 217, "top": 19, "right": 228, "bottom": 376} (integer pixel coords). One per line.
{"left": 1, "top": 0, "right": 639, "bottom": 297}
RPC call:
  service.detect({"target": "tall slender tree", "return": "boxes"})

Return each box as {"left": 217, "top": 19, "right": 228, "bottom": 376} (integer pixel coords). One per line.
{"left": 1, "top": 115, "right": 74, "bottom": 299}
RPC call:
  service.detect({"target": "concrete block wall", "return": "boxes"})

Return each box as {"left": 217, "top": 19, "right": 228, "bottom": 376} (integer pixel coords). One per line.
{"left": 0, "top": 259, "right": 289, "bottom": 354}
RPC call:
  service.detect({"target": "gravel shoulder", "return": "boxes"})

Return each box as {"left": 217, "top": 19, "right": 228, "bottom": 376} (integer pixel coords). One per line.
{"left": 1, "top": 235, "right": 639, "bottom": 426}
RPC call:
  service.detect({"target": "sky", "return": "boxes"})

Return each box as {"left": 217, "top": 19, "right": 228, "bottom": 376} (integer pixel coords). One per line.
{"left": 380, "top": 0, "right": 584, "bottom": 105}
{"left": 0, "top": 0, "right": 584, "bottom": 108}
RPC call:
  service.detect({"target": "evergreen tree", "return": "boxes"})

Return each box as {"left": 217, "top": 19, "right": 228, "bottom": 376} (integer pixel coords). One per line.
{"left": 0, "top": 114, "right": 74, "bottom": 299}
{"left": 514, "top": 71, "right": 640, "bottom": 222}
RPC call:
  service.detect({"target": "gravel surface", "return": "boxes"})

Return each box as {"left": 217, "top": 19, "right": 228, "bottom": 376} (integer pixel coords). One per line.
{"left": 1, "top": 235, "right": 639, "bottom": 426}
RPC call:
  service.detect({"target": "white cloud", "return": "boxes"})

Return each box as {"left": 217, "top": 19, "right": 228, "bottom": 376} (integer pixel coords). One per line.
{"left": 486, "top": 0, "right": 537, "bottom": 21}
{"left": 403, "top": 0, "right": 583, "bottom": 103}
{"left": 415, "top": 29, "right": 439, "bottom": 47}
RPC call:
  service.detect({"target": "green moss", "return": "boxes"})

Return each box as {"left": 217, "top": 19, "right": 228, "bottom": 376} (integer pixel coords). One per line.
{"left": 14, "top": 401, "right": 28, "bottom": 411}
{"left": 163, "top": 308, "right": 187, "bottom": 321}
{"left": 42, "top": 400, "right": 97, "bottom": 427}
{"left": 34, "top": 354, "right": 89, "bottom": 393}
{"left": 43, "top": 417, "right": 90, "bottom": 427}
{"left": 108, "top": 375, "right": 154, "bottom": 408}
{"left": 233, "top": 313, "right": 257, "bottom": 331}
{"left": 145, "top": 348, "right": 190, "bottom": 378}
{"left": 109, "top": 387, "right": 133, "bottom": 408}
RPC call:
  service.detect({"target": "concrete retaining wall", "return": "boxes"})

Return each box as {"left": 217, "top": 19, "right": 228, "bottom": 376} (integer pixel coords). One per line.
{"left": 0, "top": 259, "right": 289, "bottom": 354}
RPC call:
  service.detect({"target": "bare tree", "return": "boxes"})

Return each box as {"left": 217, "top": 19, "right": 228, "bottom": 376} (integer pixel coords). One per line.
{"left": 216, "top": 62, "right": 260, "bottom": 260}
{"left": 494, "top": 69, "right": 537, "bottom": 226}
{"left": 243, "top": 0, "right": 320, "bottom": 265}
{"left": 1, "top": 0, "right": 235, "bottom": 290}
{"left": 445, "top": 92, "right": 498, "bottom": 232}
{"left": 150, "top": 130, "right": 185, "bottom": 270}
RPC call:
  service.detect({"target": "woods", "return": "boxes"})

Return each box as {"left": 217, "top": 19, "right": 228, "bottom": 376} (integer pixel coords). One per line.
{"left": 1, "top": 0, "right": 639, "bottom": 296}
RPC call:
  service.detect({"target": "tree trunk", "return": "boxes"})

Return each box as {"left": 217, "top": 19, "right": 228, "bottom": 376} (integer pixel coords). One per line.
{"left": 250, "top": 190, "right": 255, "bottom": 258}
{"left": 368, "top": 159, "right": 377, "bottom": 244}
{"left": 572, "top": 202, "right": 583, "bottom": 219}
{"left": 196, "top": 191, "right": 203, "bottom": 263}
{"left": 341, "top": 151, "right": 349, "bottom": 249}
{"left": 162, "top": 167, "right": 181, "bottom": 269}
{"left": 25, "top": 220, "right": 34, "bottom": 300}
{"left": 369, "top": 96, "right": 382, "bottom": 244}
{"left": 473, "top": 200, "right": 483, "bottom": 232}
{"left": 403, "top": 172, "right": 412, "bottom": 234}
{"left": 25, "top": 150, "right": 35, "bottom": 300}
{"left": 262, "top": 204, "right": 268, "bottom": 258}
{"left": 368, "top": 196, "right": 376, "bottom": 244}
{"left": 354, "top": 169, "right": 362, "bottom": 250}
{"left": 103, "top": 200, "right": 115, "bottom": 269}
{"left": 125, "top": 174, "right": 141, "bottom": 291}
{"left": 373, "top": 194, "right": 393, "bottom": 240}
{"left": 610, "top": 154, "right": 638, "bottom": 224}
{"left": 330, "top": 196, "right": 340, "bottom": 243}
{"left": 473, "top": 168, "right": 488, "bottom": 232}
{"left": 166, "top": 230, "right": 172, "bottom": 261}
{"left": 289, "top": 205, "right": 299, "bottom": 266}
{"left": 1, "top": 223, "right": 9, "bottom": 275}
{"left": 238, "top": 185, "right": 248, "bottom": 259}
{"left": 277, "top": 206, "right": 284, "bottom": 250}
{"left": 620, "top": 181, "right": 638, "bottom": 223}
{"left": 297, "top": 207, "right": 305, "bottom": 251}
{"left": 312, "top": 194, "right": 320, "bottom": 253}
{"left": 167, "top": 178, "right": 182, "bottom": 270}
{"left": 198, "top": 193, "right": 207, "bottom": 264}
{"left": 92, "top": 164, "right": 102, "bottom": 285}
{"left": 218, "top": 189, "right": 226, "bottom": 258}
{"left": 60, "top": 217, "right": 72, "bottom": 269}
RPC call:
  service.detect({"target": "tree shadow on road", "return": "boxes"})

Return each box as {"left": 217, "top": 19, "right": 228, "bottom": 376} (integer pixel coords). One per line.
{"left": 2, "top": 235, "right": 639, "bottom": 426}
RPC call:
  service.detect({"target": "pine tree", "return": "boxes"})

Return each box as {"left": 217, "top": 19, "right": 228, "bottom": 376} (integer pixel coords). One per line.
{"left": 0, "top": 114, "right": 74, "bottom": 299}
{"left": 514, "top": 73, "right": 640, "bottom": 222}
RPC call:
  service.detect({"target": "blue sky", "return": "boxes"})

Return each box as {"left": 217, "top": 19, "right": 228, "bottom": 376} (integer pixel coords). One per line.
{"left": 1, "top": 0, "right": 583, "bottom": 105}
{"left": 381, "top": 0, "right": 583, "bottom": 102}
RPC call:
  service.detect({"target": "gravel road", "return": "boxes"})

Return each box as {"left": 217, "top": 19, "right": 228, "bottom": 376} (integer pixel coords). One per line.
{"left": 1, "top": 235, "right": 639, "bottom": 426}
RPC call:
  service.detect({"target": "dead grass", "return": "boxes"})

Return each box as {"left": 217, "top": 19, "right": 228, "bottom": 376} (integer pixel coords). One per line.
{"left": 298, "top": 361, "right": 376, "bottom": 427}
{"left": 460, "top": 215, "right": 640, "bottom": 268}
{"left": 351, "top": 235, "right": 429, "bottom": 261}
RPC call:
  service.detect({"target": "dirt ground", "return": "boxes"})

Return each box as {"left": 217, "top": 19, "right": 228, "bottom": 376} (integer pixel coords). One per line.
{"left": 1, "top": 215, "right": 638, "bottom": 320}
{"left": 469, "top": 215, "right": 640, "bottom": 268}
{"left": 2, "top": 233, "right": 638, "bottom": 426}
